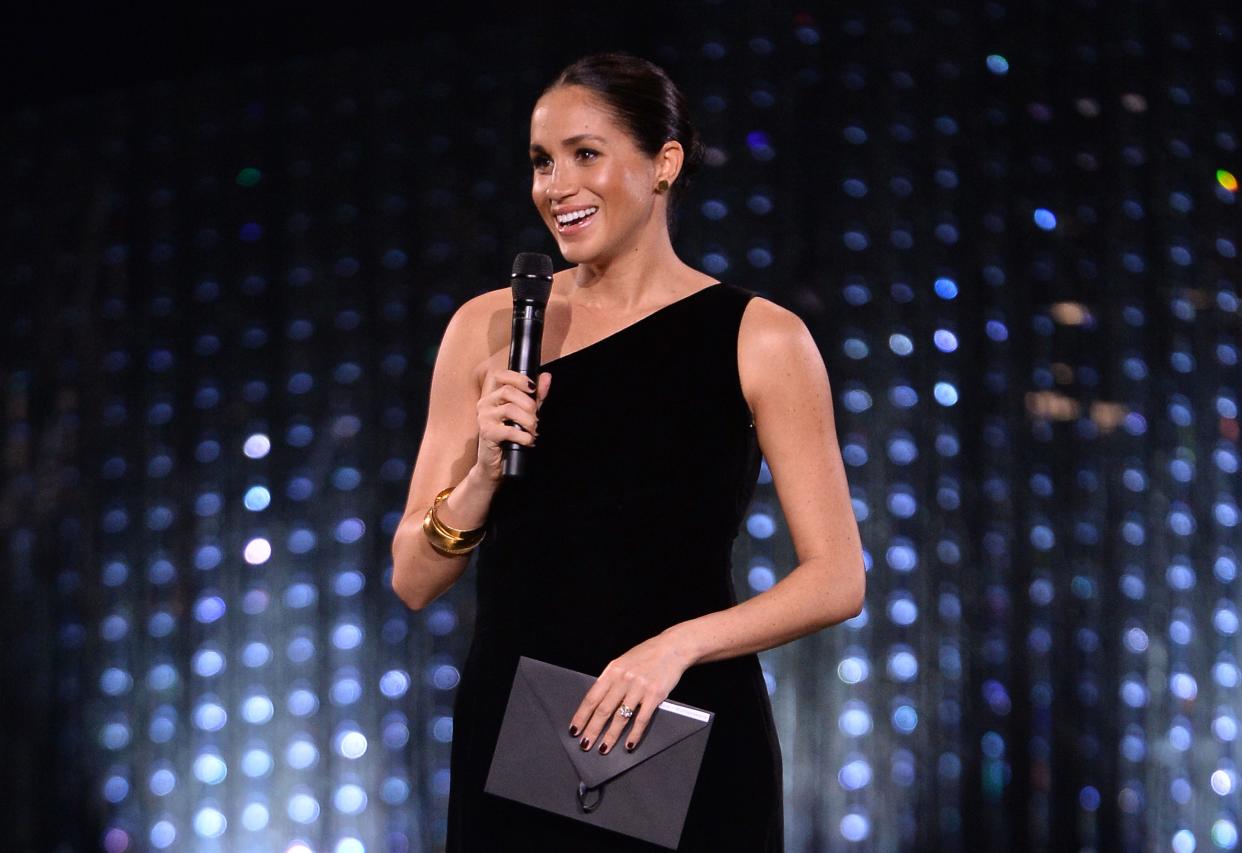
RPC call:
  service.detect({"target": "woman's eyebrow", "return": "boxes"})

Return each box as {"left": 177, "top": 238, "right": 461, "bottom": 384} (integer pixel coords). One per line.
{"left": 529, "top": 133, "right": 607, "bottom": 153}
{"left": 560, "top": 133, "right": 606, "bottom": 145}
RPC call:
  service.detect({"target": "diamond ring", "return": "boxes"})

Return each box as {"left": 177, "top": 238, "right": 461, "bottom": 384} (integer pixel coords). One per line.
{"left": 617, "top": 704, "right": 635, "bottom": 719}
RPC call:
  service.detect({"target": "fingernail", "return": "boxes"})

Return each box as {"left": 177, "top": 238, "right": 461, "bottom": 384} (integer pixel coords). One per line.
{"left": 579, "top": 737, "right": 590, "bottom": 750}
{"left": 527, "top": 378, "right": 535, "bottom": 390}
{"left": 599, "top": 742, "right": 610, "bottom": 755}
{"left": 568, "top": 725, "right": 578, "bottom": 737}
{"left": 626, "top": 742, "right": 635, "bottom": 752}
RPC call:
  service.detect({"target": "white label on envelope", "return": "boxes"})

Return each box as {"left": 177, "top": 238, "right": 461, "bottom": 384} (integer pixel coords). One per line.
{"left": 657, "top": 700, "right": 711, "bottom": 722}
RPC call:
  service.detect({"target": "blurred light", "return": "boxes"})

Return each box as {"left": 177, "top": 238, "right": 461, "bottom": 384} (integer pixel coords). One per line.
{"left": 192, "top": 752, "right": 227, "bottom": 785}
{"left": 332, "top": 623, "right": 364, "bottom": 650}
{"left": 839, "top": 703, "right": 873, "bottom": 736}
{"left": 747, "top": 566, "right": 776, "bottom": 592}
{"left": 149, "top": 821, "right": 176, "bottom": 849}
{"left": 1050, "top": 302, "right": 1092, "bottom": 325}
{"left": 379, "top": 669, "right": 411, "bottom": 699}
{"left": 242, "top": 694, "right": 275, "bottom": 725}
{"left": 334, "top": 783, "right": 368, "bottom": 815}
{"left": 1213, "top": 820, "right": 1238, "bottom": 849}
{"left": 193, "top": 596, "right": 226, "bottom": 624}
{"left": 244, "top": 538, "right": 272, "bottom": 565}
{"left": 288, "top": 790, "right": 321, "bottom": 824}
{"left": 336, "top": 729, "right": 368, "bottom": 759}
{"left": 986, "top": 54, "right": 1009, "bottom": 75}
{"left": 1212, "top": 769, "right": 1236, "bottom": 795}
{"left": 1033, "top": 208, "right": 1057, "bottom": 230}
{"left": 241, "top": 802, "right": 269, "bottom": 831}
{"left": 1219, "top": 170, "right": 1239, "bottom": 192}
{"left": 286, "top": 737, "right": 319, "bottom": 770}
{"left": 241, "top": 749, "right": 274, "bottom": 778}
{"left": 193, "top": 701, "right": 228, "bottom": 732}
{"left": 193, "top": 807, "right": 227, "bottom": 839}
{"left": 746, "top": 512, "right": 778, "bottom": 538}
{"left": 243, "top": 433, "right": 271, "bottom": 459}
{"left": 838, "top": 656, "right": 870, "bottom": 684}
{"left": 244, "top": 486, "right": 271, "bottom": 511}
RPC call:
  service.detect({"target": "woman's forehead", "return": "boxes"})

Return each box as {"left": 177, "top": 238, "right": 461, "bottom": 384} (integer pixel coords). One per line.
{"left": 530, "top": 87, "right": 620, "bottom": 140}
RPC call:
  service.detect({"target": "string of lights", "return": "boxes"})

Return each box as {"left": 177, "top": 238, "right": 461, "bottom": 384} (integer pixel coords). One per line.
{"left": 0, "top": 4, "right": 1236, "bottom": 851}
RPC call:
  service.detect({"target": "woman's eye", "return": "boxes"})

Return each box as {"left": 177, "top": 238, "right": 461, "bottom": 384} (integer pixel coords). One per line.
{"left": 531, "top": 155, "right": 551, "bottom": 170}
{"left": 577, "top": 148, "right": 598, "bottom": 161}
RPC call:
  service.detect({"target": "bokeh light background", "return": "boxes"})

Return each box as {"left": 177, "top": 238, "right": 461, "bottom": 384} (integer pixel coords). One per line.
{"left": 2, "top": 3, "right": 1239, "bottom": 851}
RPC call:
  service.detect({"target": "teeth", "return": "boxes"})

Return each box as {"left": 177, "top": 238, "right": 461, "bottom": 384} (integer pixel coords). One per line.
{"left": 555, "top": 207, "right": 598, "bottom": 225}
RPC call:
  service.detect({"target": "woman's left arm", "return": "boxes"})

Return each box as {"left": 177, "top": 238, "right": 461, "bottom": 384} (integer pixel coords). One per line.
{"left": 570, "top": 297, "right": 866, "bottom": 753}
{"left": 665, "top": 296, "right": 867, "bottom": 659}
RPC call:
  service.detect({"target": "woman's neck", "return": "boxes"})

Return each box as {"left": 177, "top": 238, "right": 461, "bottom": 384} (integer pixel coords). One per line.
{"left": 568, "top": 225, "right": 695, "bottom": 312}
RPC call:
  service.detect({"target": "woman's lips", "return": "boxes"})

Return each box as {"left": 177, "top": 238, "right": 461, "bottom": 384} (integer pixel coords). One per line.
{"left": 555, "top": 208, "right": 597, "bottom": 235}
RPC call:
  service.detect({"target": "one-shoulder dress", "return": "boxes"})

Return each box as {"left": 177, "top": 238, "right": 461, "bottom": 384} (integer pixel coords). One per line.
{"left": 445, "top": 282, "right": 783, "bottom": 851}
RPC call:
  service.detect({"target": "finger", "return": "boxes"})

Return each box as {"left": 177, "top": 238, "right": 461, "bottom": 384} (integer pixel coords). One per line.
{"left": 493, "top": 400, "right": 537, "bottom": 435}
{"left": 506, "top": 369, "right": 536, "bottom": 395}
{"left": 536, "top": 371, "right": 551, "bottom": 409}
{"left": 598, "top": 693, "right": 642, "bottom": 755}
{"left": 500, "top": 421, "right": 535, "bottom": 445}
{"left": 500, "top": 382, "right": 542, "bottom": 427}
{"left": 578, "top": 681, "right": 630, "bottom": 751}
{"left": 493, "top": 382, "right": 538, "bottom": 413}
{"left": 486, "top": 412, "right": 535, "bottom": 446}
{"left": 622, "top": 696, "right": 660, "bottom": 752}
{"left": 567, "top": 676, "right": 613, "bottom": 741}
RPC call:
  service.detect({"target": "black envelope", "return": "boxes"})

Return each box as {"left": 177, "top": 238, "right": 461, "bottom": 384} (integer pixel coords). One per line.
{"left": 484, "top": 656, "right": 714, "bottom": 849}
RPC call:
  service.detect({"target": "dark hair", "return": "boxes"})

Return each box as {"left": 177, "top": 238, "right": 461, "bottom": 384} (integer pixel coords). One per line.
{"left": 543, "top": 52, "right": 704, "bottom": 224}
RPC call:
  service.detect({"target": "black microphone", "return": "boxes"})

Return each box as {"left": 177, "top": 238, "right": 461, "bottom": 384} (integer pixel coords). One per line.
{"left": 502, "top": 252, "right": 554, "bottom": 479}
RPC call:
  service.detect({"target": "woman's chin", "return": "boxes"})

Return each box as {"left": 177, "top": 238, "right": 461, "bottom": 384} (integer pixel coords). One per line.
{"left": 555, "top": 238, "right": 600, "bottom": 265}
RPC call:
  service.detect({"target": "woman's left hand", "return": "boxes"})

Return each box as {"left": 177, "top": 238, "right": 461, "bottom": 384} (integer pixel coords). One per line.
{"left": 568, "top": 630, "right": 695, "bottom": 755}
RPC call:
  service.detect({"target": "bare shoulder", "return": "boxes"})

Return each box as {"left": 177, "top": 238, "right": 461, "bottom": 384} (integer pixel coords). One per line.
{"left": 446, "top": 286, "right": 518, "bottom": 393}
{"left": 737, "top": 295, "right": 827, "bottom": 412}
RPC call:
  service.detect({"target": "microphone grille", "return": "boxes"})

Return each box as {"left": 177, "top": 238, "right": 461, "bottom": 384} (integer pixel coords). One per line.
{"left": 512, "top": 252, "right": 553, "bottom": 279}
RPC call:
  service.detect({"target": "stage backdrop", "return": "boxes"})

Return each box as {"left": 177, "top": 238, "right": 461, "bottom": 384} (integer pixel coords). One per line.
{"left": 2, "top": 4, "right": 1238, "bottom": 852}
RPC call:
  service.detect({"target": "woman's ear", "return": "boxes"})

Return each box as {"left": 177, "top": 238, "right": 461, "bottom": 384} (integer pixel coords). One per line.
{"left": 656, "top": 140, "right": 685, "bottom": 188}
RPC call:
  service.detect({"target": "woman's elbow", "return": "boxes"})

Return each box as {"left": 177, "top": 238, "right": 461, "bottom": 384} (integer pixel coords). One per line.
{"left": 843, "top": 559, "right": 866, "bottom": 620}
{"left": 390, "top": 532, "right": 430, "bottom": 611}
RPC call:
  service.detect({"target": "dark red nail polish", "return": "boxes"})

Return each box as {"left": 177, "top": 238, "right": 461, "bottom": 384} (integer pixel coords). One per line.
{"left": 580, "top": 737, "right": 590, "bottom": 750}
{"left": 569, "top": 725, "right": 578, "bottom": 737}
{"left": 599, "top": 742, "right": 609, "bottom": 755}
{"left": 626, "top": 742, "right": 635, "bottom": 752}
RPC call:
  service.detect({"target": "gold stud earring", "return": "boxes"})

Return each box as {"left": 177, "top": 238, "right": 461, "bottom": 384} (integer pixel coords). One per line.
{"left": 656, "top": 179, "right": 670, "bottom": 192}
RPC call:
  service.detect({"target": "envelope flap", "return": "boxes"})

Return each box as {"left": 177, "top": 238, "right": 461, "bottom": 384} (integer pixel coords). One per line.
{"left": 516, "top": 657, "right": 713, "bottom": 790}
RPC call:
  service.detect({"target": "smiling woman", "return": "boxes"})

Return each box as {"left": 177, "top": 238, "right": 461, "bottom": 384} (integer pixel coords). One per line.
{"left": 390, "top": 51, "right": 865, "bottom": 853}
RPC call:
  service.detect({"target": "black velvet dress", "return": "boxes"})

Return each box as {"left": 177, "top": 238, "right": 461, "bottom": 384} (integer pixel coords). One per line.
{"left": 446, "top": 282, "right": 783, "bottom": 851}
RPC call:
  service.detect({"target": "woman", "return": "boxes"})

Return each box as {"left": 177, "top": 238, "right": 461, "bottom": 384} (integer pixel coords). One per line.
{"left": 391, "top": 52, "right": 866, "bottom": 851}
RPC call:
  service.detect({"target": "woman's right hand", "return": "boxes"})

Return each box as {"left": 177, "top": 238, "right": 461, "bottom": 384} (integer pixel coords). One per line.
{"left": 474, "top": 368, "right": 552, "bottom": 482}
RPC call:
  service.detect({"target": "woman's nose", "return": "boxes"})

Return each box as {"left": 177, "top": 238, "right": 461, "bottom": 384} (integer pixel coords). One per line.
{"left": 544, "top": 168, "right": 577, "bottom": 199}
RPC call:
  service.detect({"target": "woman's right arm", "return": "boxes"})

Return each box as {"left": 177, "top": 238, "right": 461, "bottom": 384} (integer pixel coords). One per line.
{"left": 389, "top": 295, "right": 549, "bottom": 610}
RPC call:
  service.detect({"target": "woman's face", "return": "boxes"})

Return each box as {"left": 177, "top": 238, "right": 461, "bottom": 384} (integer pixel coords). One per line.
{"left": 529, "top": 85, "right": 661, "bottom": 266}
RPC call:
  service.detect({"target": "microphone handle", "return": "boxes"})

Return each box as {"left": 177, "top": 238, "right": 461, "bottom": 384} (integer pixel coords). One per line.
{"left": 501, "top": 298, "right": 545, "bottom": 478}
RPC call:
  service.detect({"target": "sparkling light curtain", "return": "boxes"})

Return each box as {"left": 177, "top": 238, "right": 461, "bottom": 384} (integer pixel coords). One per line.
{"left": 2, "top": 4, "right": 1237, "bottom": 851}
